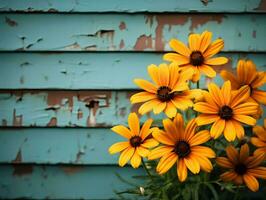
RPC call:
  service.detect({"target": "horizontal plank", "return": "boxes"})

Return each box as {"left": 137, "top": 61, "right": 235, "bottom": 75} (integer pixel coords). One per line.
{"left": 0, "top": 90, "right": 163, "bottom": 127}
{"left": 1, "top": 14, "right": 266, "bottom": 52}
{"left": 0, "top": 128, "right": 123, "bottom": 164}
{"left": 0, "top": 52, "right": 266, "bottom": 89}
{"left": 1, "top": 90, "right": 265, "bottom": 128}
{"left": 0, "top": 164, "right": 144, "bottom": 199}
{"left": 0, "top": 0, "right": 265, "bottom": 13}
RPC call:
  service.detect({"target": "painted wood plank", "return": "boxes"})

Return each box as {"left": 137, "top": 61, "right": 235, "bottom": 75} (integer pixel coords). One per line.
{"left": 0, "top": 14, "right": 265, "bottom": 52}
{"left": 0, "top": 0, "right": 265, "bottom": 13}
{"left": 0, "top": 128, "right": 124, "bottom": 165}
{"left": 0, "top": 164, "right": 144, "bottom": 199}
{"left": 0, "top": 90, "right": 265, "bottom": 128}
{"left": 0, "top": 90, "right": 158, "bottom": 127}
{"left": 0, "top": 52, "right": 266, "bottom": 89}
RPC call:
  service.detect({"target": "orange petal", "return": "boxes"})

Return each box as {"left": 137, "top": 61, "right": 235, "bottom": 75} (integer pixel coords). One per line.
{"left": 252, "top": 90, "right": 266, "bottom": 105}
{"left": 168, "top": 38, "right": 191, "bottom": 57}
{"left": 152, "top": 129, "right": 175, "bottom": 145}
{"left": 199, "top": 65, "right": 216, "bottom": 78}
{"left": 196, "top": 114, "right": 220, "bottom": 126}
{"left": 220, "top": 171, "right": 238, "bottom": 182}
{"left": 189, "top": 33, "right": 200, "bottom": 51}
{"left": 199, "top": 31, "right": 212, "bottom": 53}
{"left": 158, "top": 63, "right": 170, "bottom": 86}
{"left": 226, "top": 145, "right": 239, "bottom": 164}
{"left": 189, "top": 130, "right": 210, "bottom": 146}
{"left": 239, "top": 144, "right": 249, "bottom": 163}
{"left": 130, "top": 92, "right": 157, "bottom": 103}
{"left": 140, "top": 118, "right": 153, "bottom": 140}
{"left": 210, "top": 119, "right": 225, "bottom": 139}
{"left": 134, "top": 79, "right": 157, "bottom": 93}
{"left": 163, "top": 53, "right": 190, "bottom": 65}
{"left": 164, "top": 101, "right": 177, "bottom": 118}
{"left": 109, "top": 141, "right": 130, "bottom": 154}
{"left": 138, "top": 99, "right": 161, "bottom": 115}
{"left": 157, "top": 152, "right": 178, "bottom": 174}
{"left": 128, "top": 113, "right": 140, "bottom": 135}
{"left": 243, "top": 173, "right": 259, "bottom": 192}
{"left": 177, "top": 159, "right": 188, "bottom": 182}
{"left": 224, "top": 120, "right": 236, "bottom": 142}
{"left": 220, "top": 70, "right": 240, "bottom": 89}
{"left": 147, "top": 64, "right": 160, "bottom": 85}
{"left": 204, "top": 57, "right": 228, "bottom": 65}
{"left": 233, "top": 115, "right": 256, "bottom": 126}
{"left": 203, "top": 38, "right": 224, "bottom": 58}
{"left": 216, "top": 157, "right": 233, "bottom": 168}
{"left": 111, "top": 125, "right": 133, "bottom": 139}
{"left": 118, "top": 147, "right": 135, "bottom": 167}
{"left": 148, "top": 146, "right": 174, "bottom": 160}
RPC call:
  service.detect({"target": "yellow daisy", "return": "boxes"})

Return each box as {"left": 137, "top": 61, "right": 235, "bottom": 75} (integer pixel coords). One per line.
{"left": 216, "top": 144, "right": 266, "bottom": 192}
{"left": 148, "top": 114, "right": 215, "bottom": 182}
{"left": 109, "top": 113, "right": 159, "bottom": 168}
{"left": 251, "top": 119, "right": 266, "bottom": 155}
{"left": 194, "top": 81, "right": 259, "bottom": 141}
{"left": 130, "top": 63, "right": 201, "bottom": 118}
{"left": 220, "top": 60, "right": 266, "bottom": 105}
{"left": 163, "top": 30, "right": 228, "bottom": 82}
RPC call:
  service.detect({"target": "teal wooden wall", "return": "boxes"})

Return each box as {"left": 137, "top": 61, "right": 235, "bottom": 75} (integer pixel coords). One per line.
{"left": 0, "top": 0, "right": 266, "bottom": 199}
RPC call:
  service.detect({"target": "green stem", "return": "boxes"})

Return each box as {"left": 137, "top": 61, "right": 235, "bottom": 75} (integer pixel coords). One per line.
{"left": 141, "top": 159, "right": 154, "bottom": 181}
{"left": 233, "top": 186, "right": 240, "bottom": 200}
{"left": 196, "top": 81, "right": 200, "bottom": 89}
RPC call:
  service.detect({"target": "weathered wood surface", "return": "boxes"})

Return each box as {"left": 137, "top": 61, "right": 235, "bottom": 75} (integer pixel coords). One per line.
{"left": 0, "top": 90, "right": 164, "bottom": 127}
{"left": 0, "top": 53, "right": 266, "bottom": 90}
{"left": 0, "top": 128, "right": 123, "bottom": 164}
{"left": 0, "top": 0, "right": 265, "bottom": 13}
{"left": 1, "top": 14, "right": 266, "bottom": 52}
{"left": 0, "top": 165, "right": 144, "bottom": 199}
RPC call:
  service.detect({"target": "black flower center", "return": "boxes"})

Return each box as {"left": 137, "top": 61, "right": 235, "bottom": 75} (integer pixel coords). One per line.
{"left": 157, "top": 86, "right": 174, "bottom": 102}
{"left": 190, "top": 51, "right": 204, "bottom": 66}
{"left": 130, "top": 136, "right": 142, "bottom": 147}
{"left": 234, "top": 163, "right": 247, "bottom": 175}
{"left": 174, "top": 141, "right": 191, "bottom": 158}
{"left": 219, "top": 105, "right": 233, "bottom": 120}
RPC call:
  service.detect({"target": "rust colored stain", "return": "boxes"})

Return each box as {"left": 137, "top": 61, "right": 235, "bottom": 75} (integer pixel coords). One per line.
{"left": 253, "top": 30, "right": 257, "bottom": 38}
{"left": 61, "top": 166, "right": 85, "bottom": 174}
{"left": 154, "top": 14, "right": 224, "bottom": 50}
{"left": 145, "top": 15, "right": 154, "bottom": 27}
{"left": 77, "top": 109, "right": 83, "bottom": 119}
{"left": 189, "top": 15, "right": 224, "bottom": 31}
{"left": 119, "top": 39, "right": 125, "bottom": 49}
{"left": 5, "top": 17, "right": 18, "bottom": 26}
{"left": 255, "top": 0, "right": 266, "bottom": 10}
{"left": 12, "top": 149, "right": 22, "bottom": 163}
{"left": 75, "top": 151, "right": 85, "bottom": 163}
{"left": 47, "top": 117, "right": 57, "bottom": 126}
{"left": 134, "top": 35, "right": 153, "bottom": 50}
{"left": 155, "top": 15, "right": 189, "bottom": 50}
{"left": 13, "top": 109, "right": 23, "bottom": 127}
{"left": 201, "top": 0, "right": 209, "bottom": 6}
{"left": 119, "top": 107, "right": 127, "bottom": 117}
{"left": 119, "top": 21, "right": 126, "bottom": 30}
{"left": 13, "top": 165, "right": 33, "bottom": 177}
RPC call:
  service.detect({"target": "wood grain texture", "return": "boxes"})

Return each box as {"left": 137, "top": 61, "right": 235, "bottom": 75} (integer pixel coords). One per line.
{"left": 1, "top": 14, "right": 266, "bottom": 51}
{"left": 0, "top": 165, "right": 144, "bottom": 199}
{"left": 0, "top": 0, "right": 265, "bottom": 13}
{"left": 0, "top": 128, "right": 124, "bottom": 165}
{"left": 0, "top": 52, "right": 266, "bottom": 89}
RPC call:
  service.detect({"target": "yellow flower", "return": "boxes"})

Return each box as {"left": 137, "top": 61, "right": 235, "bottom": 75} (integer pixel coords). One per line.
{"left": 194, "top": 81, "right": 258, "bottom": 141}
{"left": 220, "top": 60, "right": 266, "bottom": 105}
{"left": 130, "top": 63, "right": 201, "bottom": 118}
{"left": 251, "top": 119, "right": 266, "bottom": 155}
{"left": 148, "top": 114, "right": 215, "bottom": 182}
{"left": 163, "top": 30, "right": 228, "bottom": 82}
{"left": 216, "top": 144, "right": 266, "bottom": 192}
{"left": 109, "top": 113, "right": 159, "bottom": 168}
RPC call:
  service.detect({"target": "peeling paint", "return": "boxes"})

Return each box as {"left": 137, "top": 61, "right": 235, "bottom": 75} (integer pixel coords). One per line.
{"left": 189, "top": 15, "right": 224, "bottom": 31}
{"left": 255, "top": 0, "right": 266, "bottom": 10}
{"left": 12, "top": 165, "right": 33, "bottom": 177}
{"left": 47, "top": 117, "right": 57, "bottom": 126}
{"left": 119, "top": 21, "right": 126, "bottom": 30}
{"left": 13, "top": 109, "right": 23, "bottom": 126}
{"left": 134, "top": 34, "right": 152, "bottom": 50}
{"left": 77, "top": 109, "right": 83, "bottom": 119}
{"left": 61, "top": 166, "right": 85, "bottom": 174}
{"left": 119, "top": 39, "right": 125, "bottom": 49}
{"left": 5, "top": 17, "right": 18, "bottom": 26}
{"left": 12, "top": 149, "right": 22, "bottom": 163}
{"left": 253, "top": 30, "right": 257, "bottom": 38}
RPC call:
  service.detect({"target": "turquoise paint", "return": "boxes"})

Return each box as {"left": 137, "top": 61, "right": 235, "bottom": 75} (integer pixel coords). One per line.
{"left": 0, "top": 0, "right": 263, "bottom": 13}
{"left": 0, "top": 52, "right": 265, "bottom": 89}
{"left": 0, "top": 128, "right": 125, "bottom": 164}
{"left": 0, "top": 91, "right": 166, "bottom": 127}
{"left": 1, "top": 14, "right": 266, "bottom": 51}
{"left": 0, "top": 165, "right": 144, "bottom": 199}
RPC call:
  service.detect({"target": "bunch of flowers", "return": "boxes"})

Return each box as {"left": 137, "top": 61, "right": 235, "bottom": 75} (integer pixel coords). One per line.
{"left": 109, "top": 31, "right": 266, "bottom": 199}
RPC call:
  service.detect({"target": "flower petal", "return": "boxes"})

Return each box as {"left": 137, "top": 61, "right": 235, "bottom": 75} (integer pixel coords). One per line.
{"left": 233, "top": 115, "right": 256, "bottom": 126}
{"left": 220, "top": 70, "right": 240, "bottom": 89}
{"left": 243, "top": 174, "right": 259, "bottom": 192}
{"left": 153, "top": 102, "right": 167, "bottom": 114}
{"left": 148, "top": 146, "right": 174, "bottom": 160}
{"left": 139, "top": 99, "right": 161, "bottom": 115}
{"left": 199, "top": 31, "right": 212, "bottom": 53}
{"left": 252, "top": 90, "right": 266, "bottom": 105}
{"left": 141, "top": 138, "right": 159, "bottom": 148}
{"left": 189, "top": 33, "right": 200, "bottom": 51}
{"left": 164, "top": 101, "right": 177, "bottom": 118}
{"left": 189, "top": 130, "right": 210, "bottom": 146}
{"left": 184, "top": 155, "right": 200, "bottom": 174}
{"left": 168, "top": 38, "right": 191, "bottom": 57}
{"left": 203, "top": 38, "right": 224, "bottom": 58}
{"left": 177, "top": 159, "right": 188, "bottom": 182}
{"left": 239, "top": 144, "right": 249, "bottom": 163}
{"left": 134, "top": 79, "right": 157, "bottom": 93}
{"left": 157, "top": 152, "right": 178, "bottom": 174}
{"left": 147, "top": 64, "right": 160, "bottom": 85}
{"left": 128, "top": 113, "right": 140, "bottom": 135}
{"left": 109, "top": 141, "right": 130, "bottom": 154}
{"left": 204, "top": 57, "right": 228, "bottom": 65}
{"left": 210, "top": 119, "right": 225, "bottom": 139}
{"left": 118, "top": 147, "right": 135, "bottom": 167}
{"left": 136, "top": 146, "right": 150, "bottom": 157}
{"left": 220, "top": 171, "right": 238, "bottom": 182}
{"left": 163, "top": 53, "right": 190, "bottom": 65}
{"left": 191, "top": 146, "right": 216, "bottom": 158}
{"left": 140, "top": 119, "right": 153, "bottom": 140}
{"left": 196, "top": 114, "right": 220, "bottom": 126}
{"left": 111, "top": 125, "right": 133, "bottom": 139}
{"left": 130, "top": 92, "right": 157, "bottom": 104}
{"left": 152, "top": 129, "right": 175, "bottom": 145}
{"left": 199, "top": 65, "right": 216, "bottom": 78}
{"left": 216, "top": 157, "right": 233, "bottom": 168}
{"left": 224, "top": 120, "right": 237, "bottom": 142}
{"left": 131, "top": 150, "right": 142, "bottom": 168}
{"left": 226, "top": 145, "right": 239, "bottom": 164}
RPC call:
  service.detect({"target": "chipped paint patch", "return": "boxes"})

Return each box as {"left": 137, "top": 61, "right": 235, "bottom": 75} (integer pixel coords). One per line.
{"left": 61, "top": 166, "right": 85, "bottom": 174}
{"left": 12, "top": 149, "right": 22, "bottom": 163}
{"left": 13, "top": 165, "right": 33, "bottom": 176}
{"left": 119, "top": 21, "right": 126, "bottom": 30}
{"left": 5, "top": 17, "right": 18, "bottom": 26}
{"left": 134, "top": 34, "right": 152, "bottom": 50}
